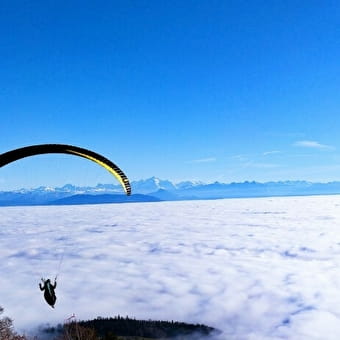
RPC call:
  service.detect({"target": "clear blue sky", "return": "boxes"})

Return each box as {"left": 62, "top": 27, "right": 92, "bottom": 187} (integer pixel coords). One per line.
{"left": 1, "top": 1, "right": 340, "bottom": 190}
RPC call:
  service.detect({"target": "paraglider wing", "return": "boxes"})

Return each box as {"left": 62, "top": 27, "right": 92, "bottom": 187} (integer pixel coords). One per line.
{"left": 0, "top": 144, "right": 131, "bottom": 195}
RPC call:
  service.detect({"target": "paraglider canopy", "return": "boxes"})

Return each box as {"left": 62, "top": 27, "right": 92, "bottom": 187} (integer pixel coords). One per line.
{"left": 0, "top": 144, "right": 131, "bottom": 195}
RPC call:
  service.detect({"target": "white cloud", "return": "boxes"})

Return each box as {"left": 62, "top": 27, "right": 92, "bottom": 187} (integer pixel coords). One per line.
{"left": 263, "top": 150, "right": 281, "bottom": 156}
{"left": 1, "top": 197, "right": 340, "bottom": 338}
{"left": 293, "top": 140, "right": 335, "bottom": 150}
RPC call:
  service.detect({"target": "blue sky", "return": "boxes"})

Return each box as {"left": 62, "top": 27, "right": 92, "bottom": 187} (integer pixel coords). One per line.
{"left": 1, "top": 1, "right": 340, "bottom": 189}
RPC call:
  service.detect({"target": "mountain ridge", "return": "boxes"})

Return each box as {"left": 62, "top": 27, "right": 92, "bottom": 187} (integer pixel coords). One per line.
{"left": 2, "top": 178, "right": 340, "bottom": 206}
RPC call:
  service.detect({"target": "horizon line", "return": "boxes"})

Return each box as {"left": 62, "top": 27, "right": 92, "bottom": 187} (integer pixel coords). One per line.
{"left": 2, "top": 177, "right": 340, "bottom": 192}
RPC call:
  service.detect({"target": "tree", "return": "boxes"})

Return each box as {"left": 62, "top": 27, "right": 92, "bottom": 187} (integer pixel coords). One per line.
{"left": 56, "top": 321, "right": 100, "bottom": 340}
{"left": 0, "top": 306, "right": 28, "bottom": 340}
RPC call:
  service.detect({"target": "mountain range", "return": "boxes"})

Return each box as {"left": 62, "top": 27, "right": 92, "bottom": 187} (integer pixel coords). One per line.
{"left": 2, "top": 177, "right": 340, "bottom": 206}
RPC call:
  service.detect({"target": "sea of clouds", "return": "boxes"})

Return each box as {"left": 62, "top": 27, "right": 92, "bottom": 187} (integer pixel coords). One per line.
{"left": 1, "top": 195, "right": 340, "bottom": 339}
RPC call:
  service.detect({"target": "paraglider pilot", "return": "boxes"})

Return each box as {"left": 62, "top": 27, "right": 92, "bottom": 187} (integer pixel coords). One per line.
{"left": 39, "top": 278, "right": 57, "bottom": 308}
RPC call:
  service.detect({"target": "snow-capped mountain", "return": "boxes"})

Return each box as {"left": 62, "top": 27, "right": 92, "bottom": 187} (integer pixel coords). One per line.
{"left": 130, "top": 176, "right": 177, "bottom": 194}
{"left": 2, "top": 178, "right": 340, "bottom": 206}
{"left": 175, "top": 180, "right": 205, "bottom": 190}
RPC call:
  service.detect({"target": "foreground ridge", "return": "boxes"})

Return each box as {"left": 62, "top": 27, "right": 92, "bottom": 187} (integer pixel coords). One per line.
{"left": 42, "top": 315, "right": 220, "bottom": 339}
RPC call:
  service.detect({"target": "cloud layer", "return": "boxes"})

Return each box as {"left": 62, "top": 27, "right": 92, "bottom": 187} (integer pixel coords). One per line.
{"left": 1, "top": 196, "right": 340, "bottom": 339}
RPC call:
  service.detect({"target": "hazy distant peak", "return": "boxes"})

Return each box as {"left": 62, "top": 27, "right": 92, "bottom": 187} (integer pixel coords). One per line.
{"left": 61, "top": 184, "right": 77, "bottom": 191}
{"left": 176, "top": 180, "right": 205, "bottom": 189}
